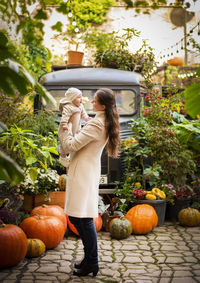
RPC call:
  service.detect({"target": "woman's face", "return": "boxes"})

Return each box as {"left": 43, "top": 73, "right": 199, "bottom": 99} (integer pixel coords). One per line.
{"left": 92, "top": 93, "right": 105, "bottom": 112}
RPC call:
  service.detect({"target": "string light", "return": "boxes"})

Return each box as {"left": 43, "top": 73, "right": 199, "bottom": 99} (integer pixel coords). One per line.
{"left": 68, "top": 8, "right": 73, "bottom": 18}
{"left": 72, "top": 18, "right": 76, "bottom": 26}
{"left": 159, "top": 21, "right": 200, "bottom": 60}
{"left": 75, "top": 27, "right": 79, "bottom": 33}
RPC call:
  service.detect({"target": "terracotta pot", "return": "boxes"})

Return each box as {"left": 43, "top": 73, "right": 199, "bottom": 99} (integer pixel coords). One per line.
{"left": 23, "top": 192, "right": 66, "bottom": 212}
{"left": 167, "top": 57, "right": 184, "bottom": 66}
{"left": 67, "top": 51, "right": 84, "bottom": 66}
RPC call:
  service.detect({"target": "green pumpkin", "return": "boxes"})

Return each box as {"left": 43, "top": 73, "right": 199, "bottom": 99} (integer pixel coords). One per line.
{"left": 178, "top": 207, "right": 200, "bottom": 227}
{"left": 109, "top": 217, "right": 132, "bottom": 239}
{"left": 26, "top": 238, "right": 46, "bottom": 258}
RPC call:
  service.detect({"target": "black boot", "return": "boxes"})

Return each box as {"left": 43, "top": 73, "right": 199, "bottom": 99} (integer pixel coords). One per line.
{"left": 74, "top": 258, "right": 86, "bottom": 269}
{"left": 73, "top": 263, "right": 99, "bottom": 277}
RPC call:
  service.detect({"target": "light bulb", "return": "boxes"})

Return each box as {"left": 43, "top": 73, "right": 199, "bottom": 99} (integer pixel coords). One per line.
{"left": 68, "top": 11, "right": 73, "bottom": 18}
{"left": 72, "top": 20, "right": 76, "bottom": 26}
{"left": 75, "top": 27, "right": 79, "bottom": 33}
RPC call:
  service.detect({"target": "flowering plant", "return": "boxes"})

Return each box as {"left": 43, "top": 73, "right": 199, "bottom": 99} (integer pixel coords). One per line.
{"left": 161, "top": 184, "right": 176, "bottom": 205}
{"left": 161, "top": 184, "right": 194, "bottom": 205}
{"left": 191, "top": 178, "right": 200, "bottom": 209}
{"left": 17, "top": 168, "right": 60, "bottom": 199}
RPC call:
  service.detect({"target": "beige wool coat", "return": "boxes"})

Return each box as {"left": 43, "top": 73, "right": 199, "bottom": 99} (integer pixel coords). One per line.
{"left": 62, "top": 111, "right": 107, "bottom": 218}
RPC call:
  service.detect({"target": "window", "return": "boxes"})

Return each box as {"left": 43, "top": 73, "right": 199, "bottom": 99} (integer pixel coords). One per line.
{"left": 46, "top": 89, "right": 136, "bottom": 115}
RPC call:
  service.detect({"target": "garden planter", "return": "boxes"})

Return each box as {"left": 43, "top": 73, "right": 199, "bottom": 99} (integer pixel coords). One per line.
{"left": 23, "top": 192, "right": 65, "bottom": 212}
{"left": 67, "top": 51, "right": 84, "bottom": 66}
{"left": 165, "top": 198, "right": 192, "bottom": 221}
{"left": 130, "top": 199, "right": 167, "bottom": 226}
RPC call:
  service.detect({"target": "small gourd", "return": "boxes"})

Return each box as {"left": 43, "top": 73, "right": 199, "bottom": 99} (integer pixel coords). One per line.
{"left": 26, "top": 238, "right": 46, "bottom": 258}
{"left": 178, "top": 207, "right": 200, "bottom": 227}
{"left": 151, "top": 188, "right": 166, "bottom": 199}
{"left": 146, "top": 193, "right": 156, "bottom": 200}
{"left": 109, "top": 217, "right": 132, "bottom": 239}
{"left": 58, "top": 174, "right": 67, "bottom": 191}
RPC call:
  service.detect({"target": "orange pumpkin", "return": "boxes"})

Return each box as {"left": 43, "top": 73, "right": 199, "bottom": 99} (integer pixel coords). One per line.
{"left": 20, "top": 215, "right": 65, "bottom": 249}
{"left": 58, "top": 174, "right": 67, "bottom": 191}
{"left": 66, "top": 214, "right": 103, "bottom": 236}
{"left": 31, "top": 204, "right": 67, "bottom": 230}
{"left": 167, "top": 57, "right": 183, "bottom": 66}
{"left": 0, "top": 223, "right": 28, "bottom": 268}
{"left": 125, "top": 204, "right": 158, "bottom": 234}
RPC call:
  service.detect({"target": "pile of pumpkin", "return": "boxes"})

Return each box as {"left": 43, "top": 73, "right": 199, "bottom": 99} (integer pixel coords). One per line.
{"left": 1, "top": 203, "right": 200, "bottom": 269}
{"left": 109, "top": 205, "right": 200, "bottom": 240}
{"left": 109, "top": 204, "right": 158, "bottom": 240}
{"left": 0, "top": 204, "right": 67, "bottom": 269}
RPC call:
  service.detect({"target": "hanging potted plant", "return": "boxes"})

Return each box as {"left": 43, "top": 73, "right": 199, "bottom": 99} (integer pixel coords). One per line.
{"left": 52, "top": 29, "right": 84, "bottom": 66}
{"left": 66, "top": 33, "right": 84, "bottom": 66}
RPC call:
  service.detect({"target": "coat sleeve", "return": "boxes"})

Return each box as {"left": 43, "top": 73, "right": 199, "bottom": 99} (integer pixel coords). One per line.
{"left": 60, "top": 105, "right": 73, "bottom": 124}
{"left": 80, "top": 105, "right": 89, "bottom": 121}
{"left": 62, "top": 119, "right": 103, "bottom": 152}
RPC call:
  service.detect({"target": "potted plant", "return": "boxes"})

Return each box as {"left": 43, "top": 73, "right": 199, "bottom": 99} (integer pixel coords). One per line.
{"left": 52, "top": 29, "right": 84, "bottom": 66}
{"left": 17, "top": 167, "right": 61, "bottom": 212}
{"left": 82, "top": 28, "right": 156, "bottom": 76}
{"left": 162, "top": 183, "right": 194, "bottom": 221}
{"left": 98, "top": 195, "right": 123, "bottom": 231}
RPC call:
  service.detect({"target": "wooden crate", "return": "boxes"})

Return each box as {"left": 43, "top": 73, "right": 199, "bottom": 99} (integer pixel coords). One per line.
{"left": 23, "top": 191, "right": 66, "bottom": 212}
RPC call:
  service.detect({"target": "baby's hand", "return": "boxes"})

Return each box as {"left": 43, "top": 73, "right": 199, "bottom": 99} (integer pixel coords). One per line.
{"left": 86, "top": 117, "right": 92, "bottom": 122}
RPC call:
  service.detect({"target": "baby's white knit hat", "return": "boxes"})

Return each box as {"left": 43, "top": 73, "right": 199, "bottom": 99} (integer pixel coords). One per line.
{"left": 64, "top": 87, "right": 82, "bottom": 102}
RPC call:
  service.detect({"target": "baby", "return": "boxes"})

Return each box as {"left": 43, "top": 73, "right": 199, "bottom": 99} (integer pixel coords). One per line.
{"left": 58, "top": 87, "right": 91, "bottom": 168}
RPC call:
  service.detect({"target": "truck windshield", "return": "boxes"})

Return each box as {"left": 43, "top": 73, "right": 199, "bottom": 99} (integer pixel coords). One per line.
{"left": 46, "top": 89, "right": 136, "bottom": 115}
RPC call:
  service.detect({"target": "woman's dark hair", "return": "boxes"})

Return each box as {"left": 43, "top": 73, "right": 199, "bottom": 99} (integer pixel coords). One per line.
{"left": 96, "top": 88, "right": 120, "bottom": 158}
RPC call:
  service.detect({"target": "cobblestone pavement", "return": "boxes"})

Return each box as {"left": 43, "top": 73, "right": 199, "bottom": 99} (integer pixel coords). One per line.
{"left": 1, "top": 222, "right": 200, "bottom": 283}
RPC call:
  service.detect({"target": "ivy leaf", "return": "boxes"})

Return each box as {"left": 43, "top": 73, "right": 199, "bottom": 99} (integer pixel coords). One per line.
{"left": 185, "top": 82, "right": 200, "bottom": 119}
{"left": 56, "top": 3, "right": 68, "bottom": 14}
{"left": 0, "top": 31, "right": 13, "bottom": 60}
{"left": 16, "top": 20, "right": 27, "bottom": 33}
{"left": 34, "top": 9, "right": 48, "bottom": 20}
{"left": 51, "top": 21, "right": 63, "bottom": 32}
{"left": 0, "top": 31, "right": 8, "bottom": 47}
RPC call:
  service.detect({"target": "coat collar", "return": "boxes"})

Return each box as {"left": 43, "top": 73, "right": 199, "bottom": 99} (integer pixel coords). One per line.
{"left": 95, "top": 111, "right": 105, "bottom": 123}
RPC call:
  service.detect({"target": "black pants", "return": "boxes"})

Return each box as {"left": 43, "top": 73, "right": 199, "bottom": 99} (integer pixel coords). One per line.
{"left": 69, "top": 216, "right": 98, "bottom": 265}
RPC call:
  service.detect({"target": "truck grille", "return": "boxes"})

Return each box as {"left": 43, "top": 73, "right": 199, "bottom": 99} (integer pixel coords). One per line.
{"left": 100, "top": 127, "right": 134, "bottom": 187}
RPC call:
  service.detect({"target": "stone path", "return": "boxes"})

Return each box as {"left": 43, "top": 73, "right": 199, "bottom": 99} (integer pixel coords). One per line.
{"left": 0, "top": 222, "right": 200, "bottom": 283}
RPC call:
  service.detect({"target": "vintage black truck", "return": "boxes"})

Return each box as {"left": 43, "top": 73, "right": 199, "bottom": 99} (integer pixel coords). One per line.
{"left": 36, "top": 67, "right": 144, "bottom": 193}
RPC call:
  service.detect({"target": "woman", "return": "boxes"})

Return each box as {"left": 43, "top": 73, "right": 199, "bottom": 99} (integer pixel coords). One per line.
{"left": 62, "top": 88, "right": 120, "bottom": 277}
